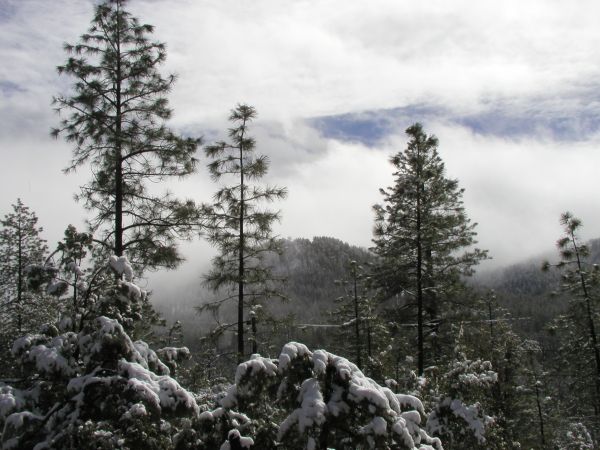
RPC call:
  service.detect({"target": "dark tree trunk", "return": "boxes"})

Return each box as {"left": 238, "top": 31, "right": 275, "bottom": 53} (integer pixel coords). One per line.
{"left": 17, "top": 219, "right": 22, "bottom": 334}
{"left": 572, "top": 232, "right": 600, "bottom": 415}
{"left": 237, "top": 120, "right": 247, "bottom": 364}
{"left": 366, "top": 318, "right": 372, "bottom": 358}
{"left": 353, "top": 268, "right": 362, "bottom": 369}
{"left": 114, "top": 15, "right": 124, "bottom": 259}
{"left": 425, "top": 246, "right": 438, "bottom": 364}
{"left": 535, "top": 381, "right": 546, "bottom": 447}
{"left": 416, "top": 144, "right": 424, "bottom": 376}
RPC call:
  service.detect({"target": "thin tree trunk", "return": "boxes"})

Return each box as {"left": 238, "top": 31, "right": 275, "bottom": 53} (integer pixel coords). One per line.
{"left": 417, "top": 239, "right": 424, "bottom": 375}
{"left": 416, "top": 143, "right": 424, "bottom": 376}
{"left": 488, "top": 298, "right": 495, "bottom": 362}
{"left": 353, "top": 266, "right": 362, "bottom": 369}
{"left": 571, "top": 231, "right": 600, "bottom": 414}
{"left": 17, "top": 219, "right": 22, "bottom": 334}
{"left": 425, "top": 246, "right": 437, "bottom": 364}
{"left": 237, "top": 119, "right": 247, "bottom": 364}
{"left": 534, "top": 381, "right": 546, "bottom": 447}
{"left": 114, "top": 9, "right": 123, "bottom": 259}
{"left": 367, "top": 317, "right": 372, "bottom": 358}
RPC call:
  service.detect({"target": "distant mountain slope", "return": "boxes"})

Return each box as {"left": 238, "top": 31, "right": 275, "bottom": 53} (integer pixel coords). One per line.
{"left": 155, "top": 233, "right": 600, "bottom": 346}
{"left": 271, "top": 236, "right": 375, "bottom": 321}
{"left": 154, "top": 236, "right": 375, "bottom": 344}
{"left": 473, "top": 237, "right": 600, "bottom": 336}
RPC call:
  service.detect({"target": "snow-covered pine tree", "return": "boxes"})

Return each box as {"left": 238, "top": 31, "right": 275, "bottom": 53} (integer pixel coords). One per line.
{"left": 52, "top": 0, "right": 202, "bottom": 273}
{"left": 25, "top": 225, "right": 94, "bottom": 315}
{"left": 0, "top": 200, "right": 51, "bottom": 377}
{"left": 543, "top": 212, "right": 600, "bottom": 438}
{"left": 200, "top": 105, "right": 287, "bottom": 363}
{"left": 449, "top": 292, "right": 537, "bottom": 448}
{"left": 517, "top": 340, "right": 553, "bottom": 449}
{"left": 217, "top": 342, "right": 443, "bottom": 450}
{"left": 371, "top": 123, "right": 487, "bottom": 376}
{"left": 425, "top": 330, "right": 499, "bottom": 449}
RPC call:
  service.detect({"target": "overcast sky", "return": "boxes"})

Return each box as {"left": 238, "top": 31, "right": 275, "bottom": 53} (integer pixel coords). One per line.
{"left": 2, "top": 0, "right": 600, "bottom": 277}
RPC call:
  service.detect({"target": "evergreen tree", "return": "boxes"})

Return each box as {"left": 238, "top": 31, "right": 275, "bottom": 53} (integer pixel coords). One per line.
{"left": 26, "top": 224, "right": 166, "bottom": 342}
{"left": 331, "top": 260, "right": 389, "bottom": 377}
{"left": 200, "top": 104, "right": 287, "bottom": 363}
{"left": 519, "top": 340, "right": 553, "bottom": 449}
{"left": 42, "top": 224, "right": 94, "bottom": 314}
{"left": 543, "top": 212, "right": 600, "bottom": 436}
{"left": 0, "top": 200, "right": 49, "bottom": 374}
{"left": 372, "top": 123, "right": 486, "bottom": 375}
{"left": 52, "top": 0, "right": 201, "bottom": 272}
{"left": 425, "top": 345, "right": 499, "bottom": 449}
{"left": 456, "top": 291, "right": 540, "bottom": 448}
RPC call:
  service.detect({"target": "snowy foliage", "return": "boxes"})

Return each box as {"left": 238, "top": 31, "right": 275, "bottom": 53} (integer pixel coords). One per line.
{"left": 0, "top": 199, "right": 51, "bottom": 378}
{"left": 425, "top": 356, "right": 497, "bottom": 449}
{"left": 554, "top": 422, "right": 595, "bottom": 450}
{"left": 0, "top": 257, "right": 201, "bottom": 450}
{"left": 109, "top": 255, "right": 135, "bottom": 282}
{"left": 218, "top": 342, "right": 442, "bottom": 449}
{"left": 1, "top": 250, "right": 440, "bottom": 450}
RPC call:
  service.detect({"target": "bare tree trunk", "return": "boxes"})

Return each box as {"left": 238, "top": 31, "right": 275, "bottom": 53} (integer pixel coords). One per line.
{"left": 114, "top": 6, "right": 124, "bottom": 260}
{"left": 353, "top": 267, "right": 362, "bottom": 369}
{"left": 237, "top": 120, "right": 247, "bottom": 364}
{"left": 535, "top": 381, "right": 546, "bottom": 448}
{"left": 17, "top": 219, "right": 22, "bottom": 334}
{"left": 571, "top": 231, "right": 600, "bottom": 414}
{"left": 416, "top": 144, "right": 424, "bottom": 376}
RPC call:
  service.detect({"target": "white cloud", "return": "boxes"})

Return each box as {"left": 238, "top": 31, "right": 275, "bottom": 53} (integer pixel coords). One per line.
{"left": 129, "top": 0, "right": 600, "bottom": 121}
{"left": 1, "top": 0, "right": 600, "bottom": 273}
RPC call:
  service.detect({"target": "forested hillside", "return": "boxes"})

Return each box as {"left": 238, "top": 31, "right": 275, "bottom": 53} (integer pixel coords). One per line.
{"left": 475, "top": 238, "right": 600, "bottom": 339}
{"left": 155, "top": 237, "right": 375, "bottom": 351}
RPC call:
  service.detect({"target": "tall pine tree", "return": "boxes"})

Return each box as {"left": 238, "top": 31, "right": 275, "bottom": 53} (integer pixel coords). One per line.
{"left": 52, "top": 0, "right": 201, "bottom": 272}
{"left": 543, "top": 212, "right": 600, "bottom": 434}
{"left": 200, "top": 104, "right": 287, "bottom": 363}
{"left": 372, "top": 123, "right": 486, "bottom": 375}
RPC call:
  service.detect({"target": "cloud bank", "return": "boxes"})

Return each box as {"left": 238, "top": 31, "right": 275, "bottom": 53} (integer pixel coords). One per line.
{"left": 1, "top": 0, "right": 599, "bottom": 275}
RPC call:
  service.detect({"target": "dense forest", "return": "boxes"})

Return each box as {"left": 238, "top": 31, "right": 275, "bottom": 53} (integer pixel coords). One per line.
{"left": 1, "top": 1, "right": 598, "bottom": 449}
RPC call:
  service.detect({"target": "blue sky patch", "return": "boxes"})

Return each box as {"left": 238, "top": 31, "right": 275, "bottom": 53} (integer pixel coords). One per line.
{"left": 309, "top": 104, "right": 440, "bottom": 146}
{"left": 0, "top": 80, "right": 26, "bottom": 97}
{"left": 310, "top": 96, "right": 600, "bottom": 146}
{"left": 0, "top": 3, "right": 16, "bottom": 23}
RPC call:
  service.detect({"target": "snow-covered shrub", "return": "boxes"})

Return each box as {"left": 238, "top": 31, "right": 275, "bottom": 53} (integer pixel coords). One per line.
{"left": 172, "top": 406, "right": 253, "bottom": 450}
{"left": 157, "top": 346, "right": 192, "bottom": 376}
{"left": 219, "top": 354, "right": 281, "bottom": 447}
{"left": 0, "top": 256, "right": 199, "bottom": 450}
{"left": 554, "top": 422, "right": 595, "bottom": 450}
{"left": 426, "top": 356, "right": 497, "bottom": 449}
{"left": 216, "top": 342, "right": 442, "bottom": 450}
{"left": 171, "top": 356, "right": 267, "bottom": 449}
